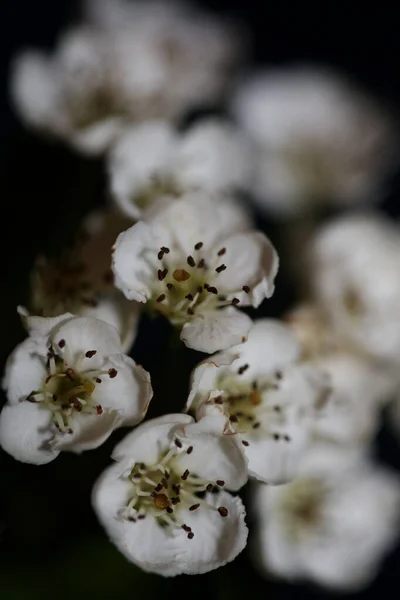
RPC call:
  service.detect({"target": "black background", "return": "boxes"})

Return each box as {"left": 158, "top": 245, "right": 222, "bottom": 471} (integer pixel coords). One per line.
{"left": 1, "top": 1, "right": 400, "bottom": 598}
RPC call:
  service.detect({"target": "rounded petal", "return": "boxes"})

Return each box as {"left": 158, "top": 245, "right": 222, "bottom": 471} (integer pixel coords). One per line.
{"left": 112, "top": 221, "right": 155, "bottom": 302}
{"left": 174, "top": 414, "right": 248, "bottom": 491}
{"left": 111, "top": 414, "right": 193, "bottom": 463}
{"left": 0, "top": 402, "right": 59, "bottom": 464}
{"left": 94, "top": 354, "right": 152, "bottom": 425}
{"left": 50, "top": 316, "right": 122, "bottom": 368}
{"left": 70, "top": 116, "right": 124, "bottom": 156}
{"left": 186, "top": 352, "right": 237, "bottom": 412}
{"left": 2, "top": 338, "right": 47, "bottom": 404}
{"left": 23, "top": 311, "right": 74, "bottom": 338}
{"left": 216, "top": 232, "right": 279, "bottom": 307}
{"left": 181, "top": 307, "right": 253, "bottom": 353}
{"left": 50, "top": 410, "right": 123, "bottom": 453}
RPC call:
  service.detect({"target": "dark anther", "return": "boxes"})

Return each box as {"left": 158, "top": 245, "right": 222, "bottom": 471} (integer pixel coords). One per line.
{"left": 108, "top": 368, "right": 118, "bottom": 378}
{"left": 156, "top": 294, "right": 166, "bottom": 303}
{"left": 206, "top": 484, "right": 214, "bottom": 492}
{"left": 96, "top": 377, "right": 102, "bottom": 383}
{"left": 85, "top": 350, "right": 97, "bottom": 358}
{"left": 215, "top": 264, "right": 226, "bottom": 273}
{"left": 181, "top": 469, "right": 190, "bottom": 480}
{"left": 252, "top": 422, "right": 261, "bottom": 429}
{"left": 189, "top": 503, "right": 200, "bottom": 511}
{"left": 197, "top": 258, "right": 206, "bottom": 268}
{"left": 166, "top": 507, "right": 173, "bottom": 514}
{"left": 231, "top": 298, "right": 240, "bottom": 305}
{"left": 185, "top": 293, "right": 194, "bottom": 301}
{"left": 167, "top": 283, "right": 175, "bottom": 290}
{"left": 96, "top": 405, "right": 103, "bottom": 415}
{"left": 238, "top": 364, "right": 249, "bottom": 375}
{"left": 187, "top": 256, "right": 196, "bottom": 267}
{"left": 187, "top": 308, "right": 195, "bottom": 315}
{"left": 188, "top": 532, "right": 194, "bottom": 539}
{"left": 58, "top": 339, "right": 66, "bottom": 348}
{"left": 175, "top": 438, "right": 183, "bottom": 448}
{"left": 182, "top": 524, "right": 191, "bottom": 532}
{"left": 186, "top": 446, "right": 193, "bottom": 454}
{"left": 275, "top": 370, "right": 283, "bottom": 380}
{"left": 242, "top": 285, "right": 250, "bottom": 293}
{"left": 217, "top": 247, "right": 226, "bottom": 256}
{"left": 216, "top": 480, "right": 225, "bottom": 486}
{"left": 274, "top": 405, "right": 281, "bottom": 412}
{"left": 158, "top": 268, "right": 168, "bottom": 281}
{"left": 172, "top": 497, "right": 181, "bottom": 505}
{"left": 197, "top": 286, "right": 203, "bottom": 293}
{"left": 242, "top": 440, "right": 249, "bottom": 447}
{"left": 154, "top": 483, "right": 163, "bottom": 492}
{"left": 218, "top": 507, "right": 228, "bottom": 517}
{"left": 161, "top": 246, "right": 170, "bottom": 254}
{"left": 207, "top": 286, "right": 218, "bottom": 294}
{"left": 284, "top": 435, "right": 291, "bottom": 442}
{"left": 273, "top": 433, "right": 280, "bottom": 441}
{"left": 214, "top": 396, "right": 224, "bottom": 404}
{"left": 194, "top": 242, "right": 203, "bottom": 250}
{"left": 137, "top": 515, "right": 145, "bottom": 520}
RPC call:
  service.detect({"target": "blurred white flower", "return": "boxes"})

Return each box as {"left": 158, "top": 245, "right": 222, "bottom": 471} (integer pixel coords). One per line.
{"left": 253, "top": 444, "right": 400, "bottom": 591}
{"left": 310, "top": 212, "right": 400, "bottom": 361}
{"left": 108, "top": 118, "right": 254, "bottom": 220}
{"left": 112, "top": 193, "right": 278, "bottom": 353}
{"left": 232, "top": 66, "right": 397, "bottom": 216}
{"left": 11, "top": 0, "right": 245, "bottom": 154}
{"left": 29, "top": 209, "right": 139, "bottom": 353}
{"left": 0, "top": 314, "right": 152, "bottom": 464}
{"left": 186, "top": 319, "right": 329, "bottom": 483}
{"left": 92, "top": 413, "right": 248, "bottom": 576}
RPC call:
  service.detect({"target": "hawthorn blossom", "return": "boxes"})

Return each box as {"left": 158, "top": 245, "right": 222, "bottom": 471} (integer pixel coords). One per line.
{"left": 28, "top": 209, "right": 139, "bottom": 352}
{"left": 310, "top": 212, "right": 400, "bottom": 362}
{"left": 232, "top": 66, "right": 397, "bottom": 216}
{"left": 112, "top": 194, "right": 278, "bottom": 353}
{"left": 11, "top": 0, "right": 245, "bottom": 154}
{"left": 108, "top": 118, "right": 254, "bottom": 219}
{"left": 253, "top": 444, "right": 400, "bottom": 591}
{"left": 92, "top": 413, "right": 248, "bottom": 576}
{"left": 186, "top": 319, "right": 328, "bottom": 483}
{"left": 0, "top": 314, "right": 152, "bottom": 464}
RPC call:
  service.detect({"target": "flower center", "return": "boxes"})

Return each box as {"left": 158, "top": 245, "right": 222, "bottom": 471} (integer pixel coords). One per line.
{"left": 119, "top": 439, "right": 228, "bottom": 539}
{"left": 280, "top": 477, "right": 326, "bottom": 540}
{"left": 149, "top": 241, "right": 246, "bottom": 325}
{"left": 27, "top": 341, "right": 118, "bottom": 433}
{"left": 133, "top": 175, "right": 183, "bottom": 211}
{"left": 207, "top": 365, "right": 290, "bottom": 446}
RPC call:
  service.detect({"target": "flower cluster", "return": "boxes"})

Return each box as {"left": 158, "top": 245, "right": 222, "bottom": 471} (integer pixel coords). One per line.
{"left": 3, "top": 0, "right": 400, "bottom": 590}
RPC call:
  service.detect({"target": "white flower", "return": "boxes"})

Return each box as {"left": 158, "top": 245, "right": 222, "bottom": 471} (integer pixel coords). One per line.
{"left": 0, "top": 314, "right": 152, "bottom": 464}
{"left": 232, "top": 66, "right": 397, "bottom": 216}
{"left": 11, "top": 1, "right": 245, "bottom": 154}
{"left": 112, "top": 194, "right": 278, "bottom": 353}
{"left": 92, "top": 413, "right": 248, "bottom": 576}
{"left": 28, "top": 209, "right": 139, "bottom": 352}
{"left": 310, "top": 212, "right": 400, "bottom": 361}
{"left": 253, "top": 444, "right": 400, "bottom": 591}
{"left": 186, "top": 319, "right": 329, "bottom": 483}
{"left": 108, "top": 118, "right": 254, "bottom": 219}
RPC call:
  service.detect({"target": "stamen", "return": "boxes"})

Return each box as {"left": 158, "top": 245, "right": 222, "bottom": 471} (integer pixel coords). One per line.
{"left": 242, "top": 440, "right": 249, "bottom": 447}
{"left": 181, "top": 469, "right": 190, "bottom": 481}
{"left": 186, "top": 446, "right": 193, "bottom": 454}
{"left": 185, "top": 293, "right": 194, "bottom": 301}
{"left": 231, "top": 298, "right": 240, "bottom": 305}
{"left": 108, "top": 368, "right": 118, "bottom": 378}
{"left": 189, "top": 504, "right": 200, "bottom": 511}
{"left": 215, "top": 264, "right": 226, "bottom": 273}
{"left": 206, "top": 484, "right": 214, "bottom": 492}
{"left": 207, "top": 286, "right": 218, "bottom": 294}
{"left": 188, "top": 532, "right": 194, "bottom": 539}
{"left": 58, "top": 339, "right": 66, "bottom": 348}
{"left": 167, "top": 283, "right": 175, "bottom": 291}
{"left": 242, "top": 285, "right": 250, "bottom": 293}
{"left": 197, "top": 259, "right": 206, "bottom": 269}
{"left": 238, "top": 364, "right": 249, "bottom": 375}
{"left": 158, "top": 268, "right": 168, "bottom": 281}
{"left": 218, "top": 507, "right": 228, "bottom": 517}
{"left": 174, "top": 438, "right": 183, "bottom": 448}
{"left": 85, "top": 350, "right": 97, "bottom": 358}
{"left": 194, "top": 242, "right": 203, "bottom": 250}
{"left": 187, "top": 256, "right": 196, "bottom": 268}
{"left": 217, "top": 248, "right": 226, "bottom": 256}
{"left": 216, "top": 480, "right": 225, "bottom": 486}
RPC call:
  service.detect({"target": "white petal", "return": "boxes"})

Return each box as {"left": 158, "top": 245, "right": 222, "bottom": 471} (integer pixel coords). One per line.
{"left": 80, "top": 291, "right": 140, "bottom": 353}
{"left": 23, "top": 311, "right": 74, "bottom": 338}
{"left": 94, "top": 354, "right": 152, "bottom": 425}
{"left": 2, "top": 338, "right": 47, "bottom": 405}
{"left": 111, "top": 414, "right": 193, "bottom": 463}
{"left": 70, "top": 116, "right": 125, "bottom": 156}
{"left": 181, "top": 307, "right": 252, "bottom": 353}
{"left": 215, "top": 232, "right": 279, "bottom": 307}
{"left": 112, "top": 220, "right": 155, "bottom": 302}
{"left": 0, "top": 402, "right": 59, "bottom": 464}
{"left": 186, "top": 352, "right": 237, "bottom": 412}
{"left": 50, "top": 316, "right": 122, "bottom": 368}
{"left": 10, "top": 50, "right": 61, "bottom": 131}
{"left": 174, "top": 118, "right": 254, "bottom": 193}
{"left": 174, "top": 414, "right": 248, "bottom": 491}
{"left": 51, "top": 410, "right": 122, "bottom": 453}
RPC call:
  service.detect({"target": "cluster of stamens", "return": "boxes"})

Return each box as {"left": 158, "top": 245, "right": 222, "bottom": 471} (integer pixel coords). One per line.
{"left": 120, "top": 440, "right": 229, "bottom": 539}
{"left": 151, "top": 241, "right": 251, "bottom": 324}
{"left": 211, "top": 365, "right": 292, "bottom": 446}
{"left": 27, "top": 339, "right": 118, "bottom": 433}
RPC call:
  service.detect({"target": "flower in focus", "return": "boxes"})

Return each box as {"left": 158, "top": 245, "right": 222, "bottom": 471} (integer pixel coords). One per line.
{"left": 92, "top": 413, "right": 248, "bottom": 576}
{"left": 253, "top": 444, "right": 400, "bottom": 591}
{"left": 0, "top": 314, "right": 152, "bottom": 464}
{"left": 112, "top": 194, "right": 279, "bottom": 353}
{"left": 11, "top": 0, "right": 245, "bottom": 154}
{"left": 232, "top": 66, "right": 397, "bottom": 217}
{"left": 186, "top": 319, "right": 329, "bottom": 483}
{"left": 108, "top": 118, "right": 254, "bottom": 220}
{"left": 28, "top": 209, "right": 139, "bottom": 352}
{"left": 309, "top": 212, "right": 400, "bottom": 362}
